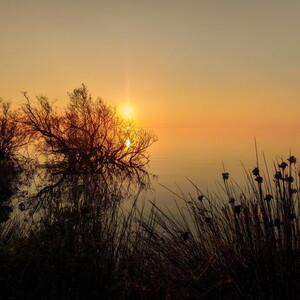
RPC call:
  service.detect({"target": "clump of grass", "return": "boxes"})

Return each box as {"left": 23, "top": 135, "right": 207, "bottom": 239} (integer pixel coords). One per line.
{"left": 2, "top": 154, "right": 300, "bottom": 299}
{"left": 133, "top": 154, "right": 300, "bottom": 299}
{"left": 0, "top": 186, "right": 148, "bottom": 299}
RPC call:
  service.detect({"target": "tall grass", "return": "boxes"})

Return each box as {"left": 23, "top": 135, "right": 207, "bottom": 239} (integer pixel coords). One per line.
{"left": 1, "top": 155, "right": 300, "bottom": 299}
{"left": 133, "top": 155, "right": 300, "bottom": 299}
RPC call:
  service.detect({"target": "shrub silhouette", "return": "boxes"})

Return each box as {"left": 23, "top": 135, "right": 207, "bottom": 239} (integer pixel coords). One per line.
{"left": 0, "top": 100, "right": 27, "bottom": 216}
{"left": 22, "top": 84, "right": 156, "bottom": 178}
{"left": 0, "top": 99, "right": 27, "bottom": 161}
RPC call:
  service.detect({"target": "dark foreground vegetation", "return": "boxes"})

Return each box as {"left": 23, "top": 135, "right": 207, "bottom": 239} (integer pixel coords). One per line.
{"left": 1, "top": 86, "right": 300, "bottom": 299}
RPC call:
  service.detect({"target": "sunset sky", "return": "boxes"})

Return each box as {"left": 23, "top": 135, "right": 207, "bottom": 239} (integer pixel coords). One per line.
{"left": 1, "top": 0, "right": 300, "bottom": 128}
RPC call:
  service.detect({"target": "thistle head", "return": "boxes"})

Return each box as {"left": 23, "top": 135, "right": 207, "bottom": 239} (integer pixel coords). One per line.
{"left": 255, "top": 176, "right": 263, "bottom": 184}
{"left": 229, "top": 198, "right": 235, "bottom": 204}
{"left": 198, "top": 195, "right": 204, "bottom": 201}
{"left": 252, "top": 167, "right": 260, "bottom": 177}
{"left": 222, "top": 172, "right": 229, "bottom": 181}
{"left": 288, "top": 156, "right": 297, "bottom": 164}
{"left": 285, "top": 175, "right": 294, "bottom": 183}
{"left": 279, "top": 162, "right": 288, "bottom": 170}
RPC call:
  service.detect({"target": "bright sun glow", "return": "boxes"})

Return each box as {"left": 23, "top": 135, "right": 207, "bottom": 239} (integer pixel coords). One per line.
{"left": 123, "top": 106, "right": 133, "bottom": 120}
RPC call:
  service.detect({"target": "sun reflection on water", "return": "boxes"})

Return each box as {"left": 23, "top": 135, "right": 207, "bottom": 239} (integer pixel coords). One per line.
{"left": 125, "top": 138, "right": 131, "bottom": 148}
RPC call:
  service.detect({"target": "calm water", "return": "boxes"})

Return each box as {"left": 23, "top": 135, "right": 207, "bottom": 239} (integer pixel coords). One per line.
{"left": 144, "top": 127, "right": 300, "bottom": 207}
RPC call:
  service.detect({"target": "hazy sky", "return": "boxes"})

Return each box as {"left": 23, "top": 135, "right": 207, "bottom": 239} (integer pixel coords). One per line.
{"left": 1, "top": 0, "right": 300, "bottom": 128}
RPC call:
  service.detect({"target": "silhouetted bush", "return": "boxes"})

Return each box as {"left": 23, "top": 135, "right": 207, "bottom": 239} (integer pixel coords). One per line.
{"left": 0, "top": 100, "right": 28, "bottom": 223}
{"left": 22, "top": 84, "right": 156, "bottom": 178}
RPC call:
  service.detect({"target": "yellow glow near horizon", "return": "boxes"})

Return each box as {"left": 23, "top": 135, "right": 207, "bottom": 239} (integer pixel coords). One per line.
{"left": 1, "top": 1, "right": 300, "bottom": 129}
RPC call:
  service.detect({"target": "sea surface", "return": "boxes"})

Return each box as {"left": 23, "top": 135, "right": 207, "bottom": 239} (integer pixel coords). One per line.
{"left": 143, "top": 127, "right": 300, "bottom": 207}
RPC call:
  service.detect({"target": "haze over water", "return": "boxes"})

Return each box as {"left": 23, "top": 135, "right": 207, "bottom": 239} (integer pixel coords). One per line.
{"left": 147, "top": 127, "right": 300, "bottom": 206}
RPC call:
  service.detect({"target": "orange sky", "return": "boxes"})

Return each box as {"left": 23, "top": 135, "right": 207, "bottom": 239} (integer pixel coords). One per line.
{"left": 1, "top": 0, "right": 300, "bottom": 129}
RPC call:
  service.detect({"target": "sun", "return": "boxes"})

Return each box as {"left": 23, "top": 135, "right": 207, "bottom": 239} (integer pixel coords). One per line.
{"left": 123, "top": 106, "right": 133, "bottom": 120}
